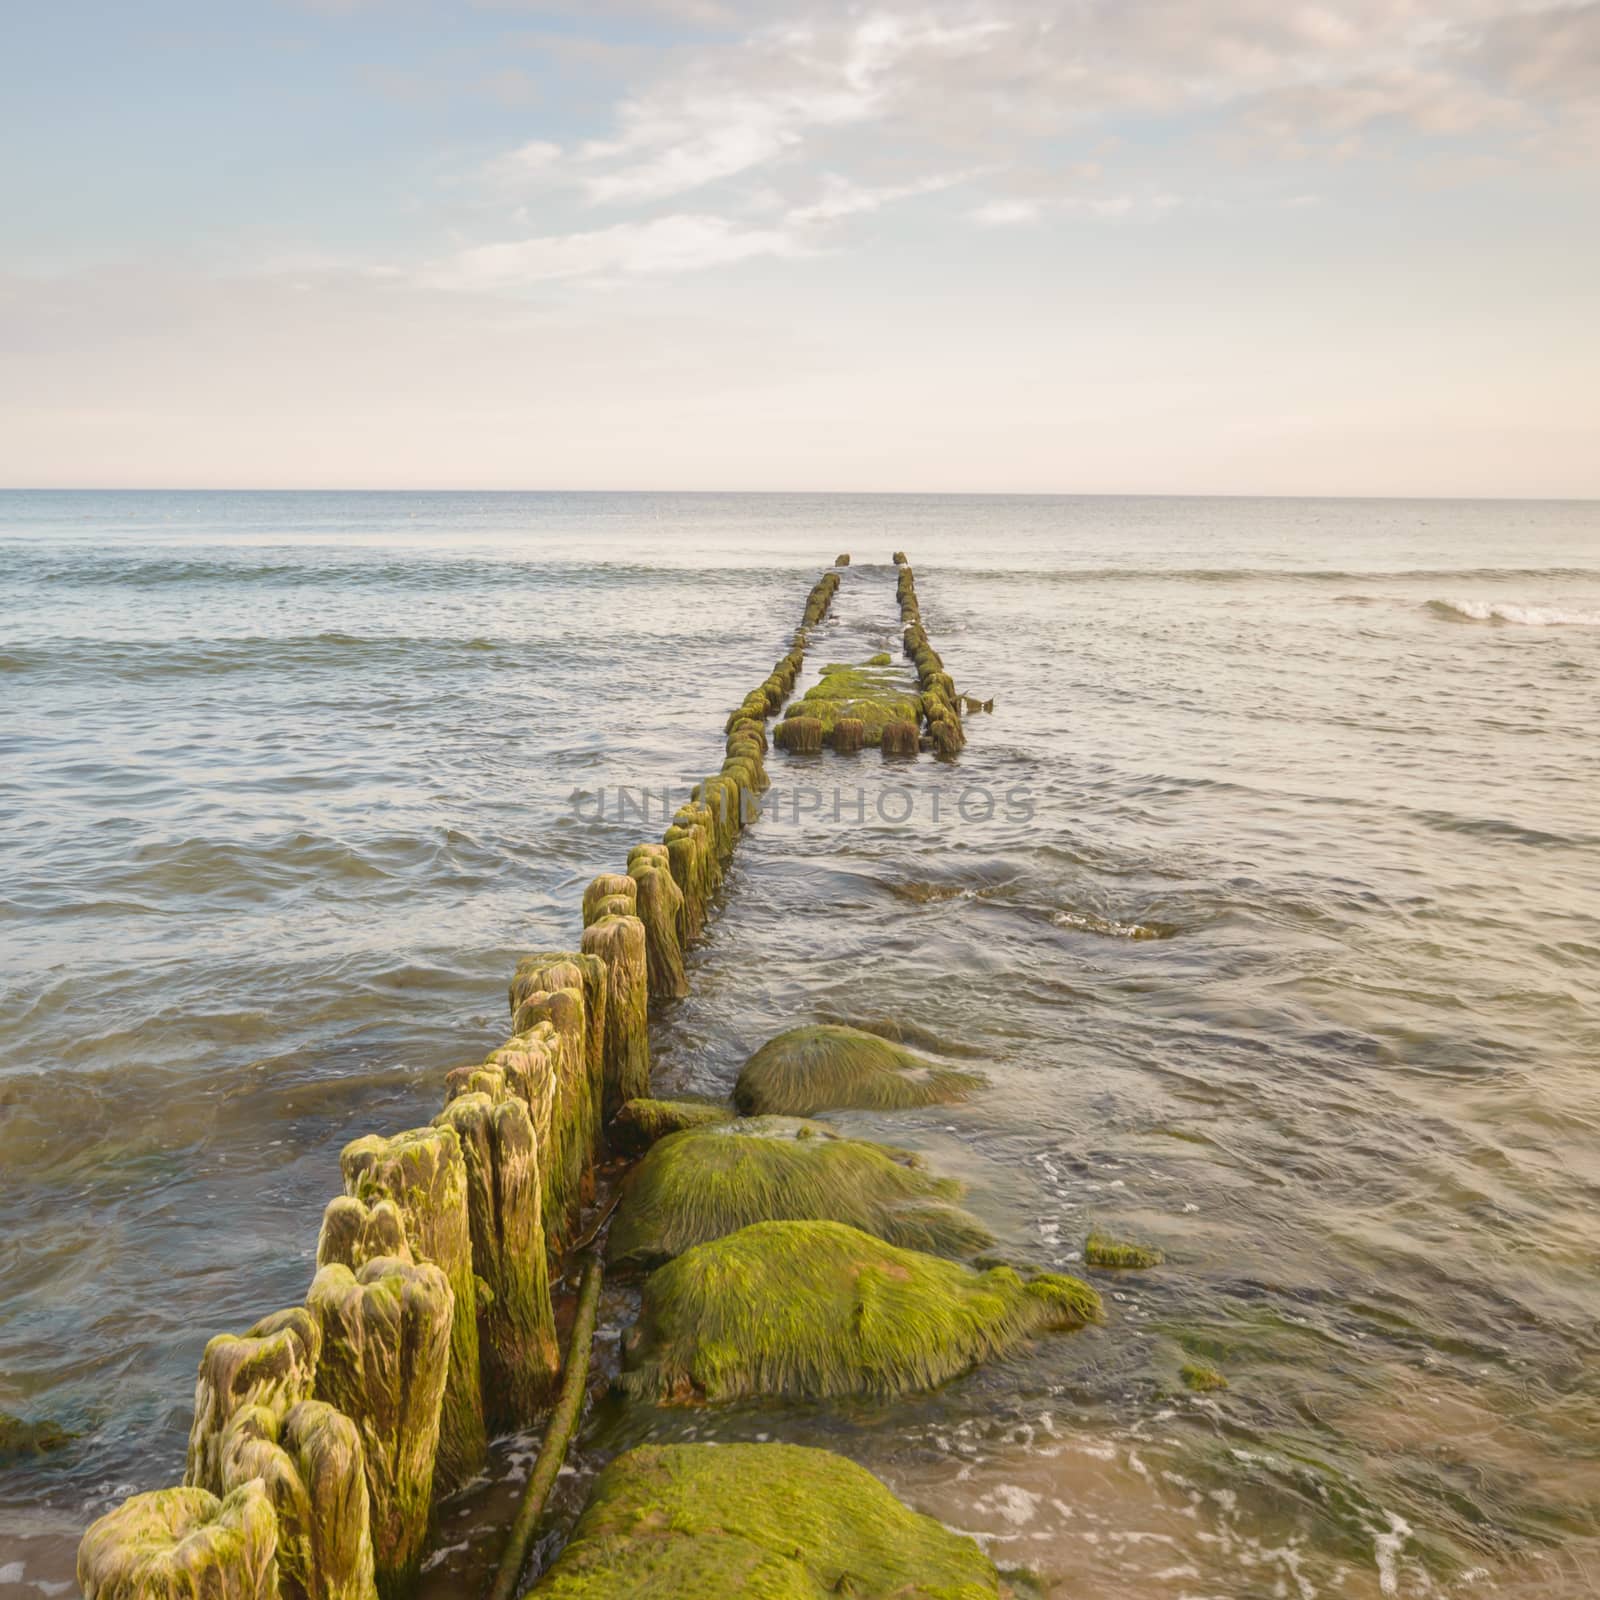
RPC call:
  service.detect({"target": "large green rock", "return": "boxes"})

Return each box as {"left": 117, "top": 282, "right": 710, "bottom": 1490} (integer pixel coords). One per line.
{"left": 219, "top": 1400, "right": 377, "bottom": 1600}
{"left": 528, "top": 1442, "right": 998, "bottom": 1598}
{"left": 608, "top": 1096, "right": 733, "bottom": 1155}
{"left": 186, "top": 1307, "right": 322, "bottom": 1495}
{"left": 621, "top": 1220, "right": 1100, "bottom": 1404}
{"left": 341, "top": 1126, "right": 485, "bottom": 1492}
{"left": 79, "top": 1481, "right": 280, "bottom": 1600}
{"left": 307, "top": 1256, "right": 452, "bottom": 1598}
{"left": 734, "top": 1026, "right": 986, "bottom": 1116}
{"left": 608, "top": 1118, "right": 993, "bottom": 1273}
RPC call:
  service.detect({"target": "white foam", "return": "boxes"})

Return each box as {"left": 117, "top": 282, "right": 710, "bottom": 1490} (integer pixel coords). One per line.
{"left": 1432, "top": 598, "right": 1600, "bottom": 626}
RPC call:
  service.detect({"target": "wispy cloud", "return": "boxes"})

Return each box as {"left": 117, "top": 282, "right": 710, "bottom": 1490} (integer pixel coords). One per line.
{"left": 418, "top": 212, "right": 807, "bottom": 290}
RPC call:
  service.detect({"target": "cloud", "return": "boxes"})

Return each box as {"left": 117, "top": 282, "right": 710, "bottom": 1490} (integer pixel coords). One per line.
{"left": 418, "top": 212, "right": 806, "bottom": 289}
{"left": 969, "top": 198, "right": 1041, "bottom": 226}
{"left": 571, "top": 12, "right": 1009, "bottom": 206}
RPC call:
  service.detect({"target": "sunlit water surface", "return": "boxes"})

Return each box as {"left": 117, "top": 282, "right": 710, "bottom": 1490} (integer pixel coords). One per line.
{"left": 2, "top": 492, "right": 1598, "bottom": 1599}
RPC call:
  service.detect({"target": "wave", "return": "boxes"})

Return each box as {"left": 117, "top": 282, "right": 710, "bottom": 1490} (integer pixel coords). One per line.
{"left": 1427, "top": 599, "right": 1600, "bottom": 627}
{"left": 958, "top": 565, "right": 1600, "bottom": 587}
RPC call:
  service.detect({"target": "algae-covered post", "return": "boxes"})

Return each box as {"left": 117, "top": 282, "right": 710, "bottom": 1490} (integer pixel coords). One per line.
{"left": 434, "top": 1091, "right": 560, "bottom": 1428}
{"left": 578, "top": 912, "right": 650, "bottom": 1119}
{"left": 218, "top": 1400, "right": 378, "bottom": 1600}
{"left": 307, "top": 1256, "right": 452, "bottom": 1599}
{"left": 627, "top": 848, "right": 689, "bottom": 1000}
{"left": 339, "top": 1127, "right": 486, "bottom": 1492}
{"left": 79, "top": 1482, "right": 281, "bottom": 1600}
{"left": 186, "top": 1307, "right": 322, "bottom": 1497}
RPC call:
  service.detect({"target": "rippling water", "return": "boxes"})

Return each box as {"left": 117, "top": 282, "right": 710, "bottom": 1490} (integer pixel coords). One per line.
{"left": 3, "top": 491, "right": 1598, "bottom": 1598}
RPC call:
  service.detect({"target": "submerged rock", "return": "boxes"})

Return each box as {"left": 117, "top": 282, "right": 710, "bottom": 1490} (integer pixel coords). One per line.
{"left": 307, "top": 1256, "right": 451, "bottom": 1597}
{"left": 620, "top": 1219, "right": 1100, "bottom": 1404}
{"left": 734, "top": 1025, "right": 986, "bottom": 1117}
{"left": 79, "top": 1481, "right": 279, "bottom": 1600}
{"left": 608, "top": 1118, "right": 993, "bottom": 1272}
{"left": 609, "top": 1096, "right": 734, "bottom": 1155}
{"left": 1084, "top": 1232, "right": 1164, "bottom": 1269}
{"left": 0, "top": 1411, "right": 74, "bottom": 1460}
{"left": 341, "top": 1126, "right": 485, "bottom": 1492}
{"left": 529, "top": 1441, "right": 998, "bottom": 1599}
{"left": 219, "top": 1400, "right": 377, "bottom": 1600}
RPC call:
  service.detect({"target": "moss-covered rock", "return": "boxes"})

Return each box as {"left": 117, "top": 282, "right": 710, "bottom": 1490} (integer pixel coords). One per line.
{"left": 621, "top": 1220, "right": 1100, "bottom": 1404}
{"left": 1182, "top": 1361, "right": 1228, "bottom": 1393}
{"left": 340, "top": 1127, "right": 484, "bottom": 1492}
{"left": 580, "top": 913, "right": 650, "bottom": 1120}
{"left": 435, "top": 1091, "right": 560, "bottom": 1427}
{"left": 79, "top": 1481, "right": 279, "bottom": 1600}
{"left": 734, "top": 1025, "right": 985, "bottom": 1117}
{"left": 307, "top": 1256, "right": 451, "bottom": 1597}
{"left": 609, "top": 1096, "right": 734, "bottom": 1155}
{"left": 608, "top": 1120, "right": 993, "bottom": 1272}
{"left": 219, "top": 1400, "right": 377, "bottom": 1600}
{"left": 1084, "top": 1232, "right": 1163, "bottom": 1269}
{"left": 815, "top": 1013, "right": 986, "bottom": 1060}
{"left": 186, "top": 1307, "right": 322, "bottom": 1495}
{"left": 0, "top": 1411, "right": 74, "bottom": 1460}
{"left": 316, "top": 1198, "right": 412, "bottom": 1274}
{"left": 531, "top": 1441, "right": 996, "bottom": 1599}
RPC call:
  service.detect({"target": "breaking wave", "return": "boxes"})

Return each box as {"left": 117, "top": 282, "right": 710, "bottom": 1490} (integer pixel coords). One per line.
{"left": 1427, "top": 598, "right": 1600, "bottom": 627}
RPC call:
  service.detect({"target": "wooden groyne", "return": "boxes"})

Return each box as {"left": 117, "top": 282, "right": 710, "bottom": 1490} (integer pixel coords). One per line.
{"left": 75, "top": 558, "right": 1109, "bottom": 1600}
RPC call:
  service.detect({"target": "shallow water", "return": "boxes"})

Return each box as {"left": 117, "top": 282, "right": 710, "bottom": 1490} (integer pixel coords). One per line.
{"left": 3, "top": 491, "right": 1599, "bottom": 1598}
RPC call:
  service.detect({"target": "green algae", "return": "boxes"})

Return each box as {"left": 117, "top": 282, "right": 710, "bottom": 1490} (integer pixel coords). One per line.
{"left": 867, "top": 651, "right": 892, "bottom": 665}
{"left": 881, "top": 719, "right": 919, "bottom": 757}
{"left": 608, "top": 1119, "right": 994, "bottom": 1273}
{"left": 79, "top": 1481, "right": 280, "bottom": 1600}
{"left": 307, "top": 1256, "right": 452, "bottom": 1598}
{"left": 610, "top": 1096, "right": 734, "bottom": 1155}
{"left": 1182, "top": 1361, "right": 1229, "bottom": 1393}
{"left": 529, "top": 1441, "right": 998, "bottom": 1599}
{"left": 219, "top": 1400, "right": 377, "bottom": 1600}
{"left": 340, "top": 1126, "right": 485, "bottom": 1492}
{"left": 1084, "top": 1232, "right": 1164, "bottom": 1270}
{"left": 784, "top": 662, "right": 922, "bottom": 747}
{"left": 620, "top": 1220, "right": 1100, "bottom": 1404}
{"left": 773, "top": 715, "right": 822, "bottom": 753}
{"left": 815, "top": 1012, "right": 987, "bottom": 1060}
{"left": 187, "top": 1307, "right": 322, "bottom": 1496}
{"left": 734, "top": 1025, "right": 986, "bottom": 1117}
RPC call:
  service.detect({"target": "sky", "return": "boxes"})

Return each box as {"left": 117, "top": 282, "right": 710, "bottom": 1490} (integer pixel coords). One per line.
{"left": 1, "top": 0, "right": 1597, "bottom": 495}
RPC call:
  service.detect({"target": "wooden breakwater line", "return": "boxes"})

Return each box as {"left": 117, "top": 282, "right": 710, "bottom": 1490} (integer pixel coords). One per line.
{"left": 74, "top": 564, "right": 845, "bottom": 1600}
{"left": 75, "top": 555, "right": 1093, "bottom": 1600}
